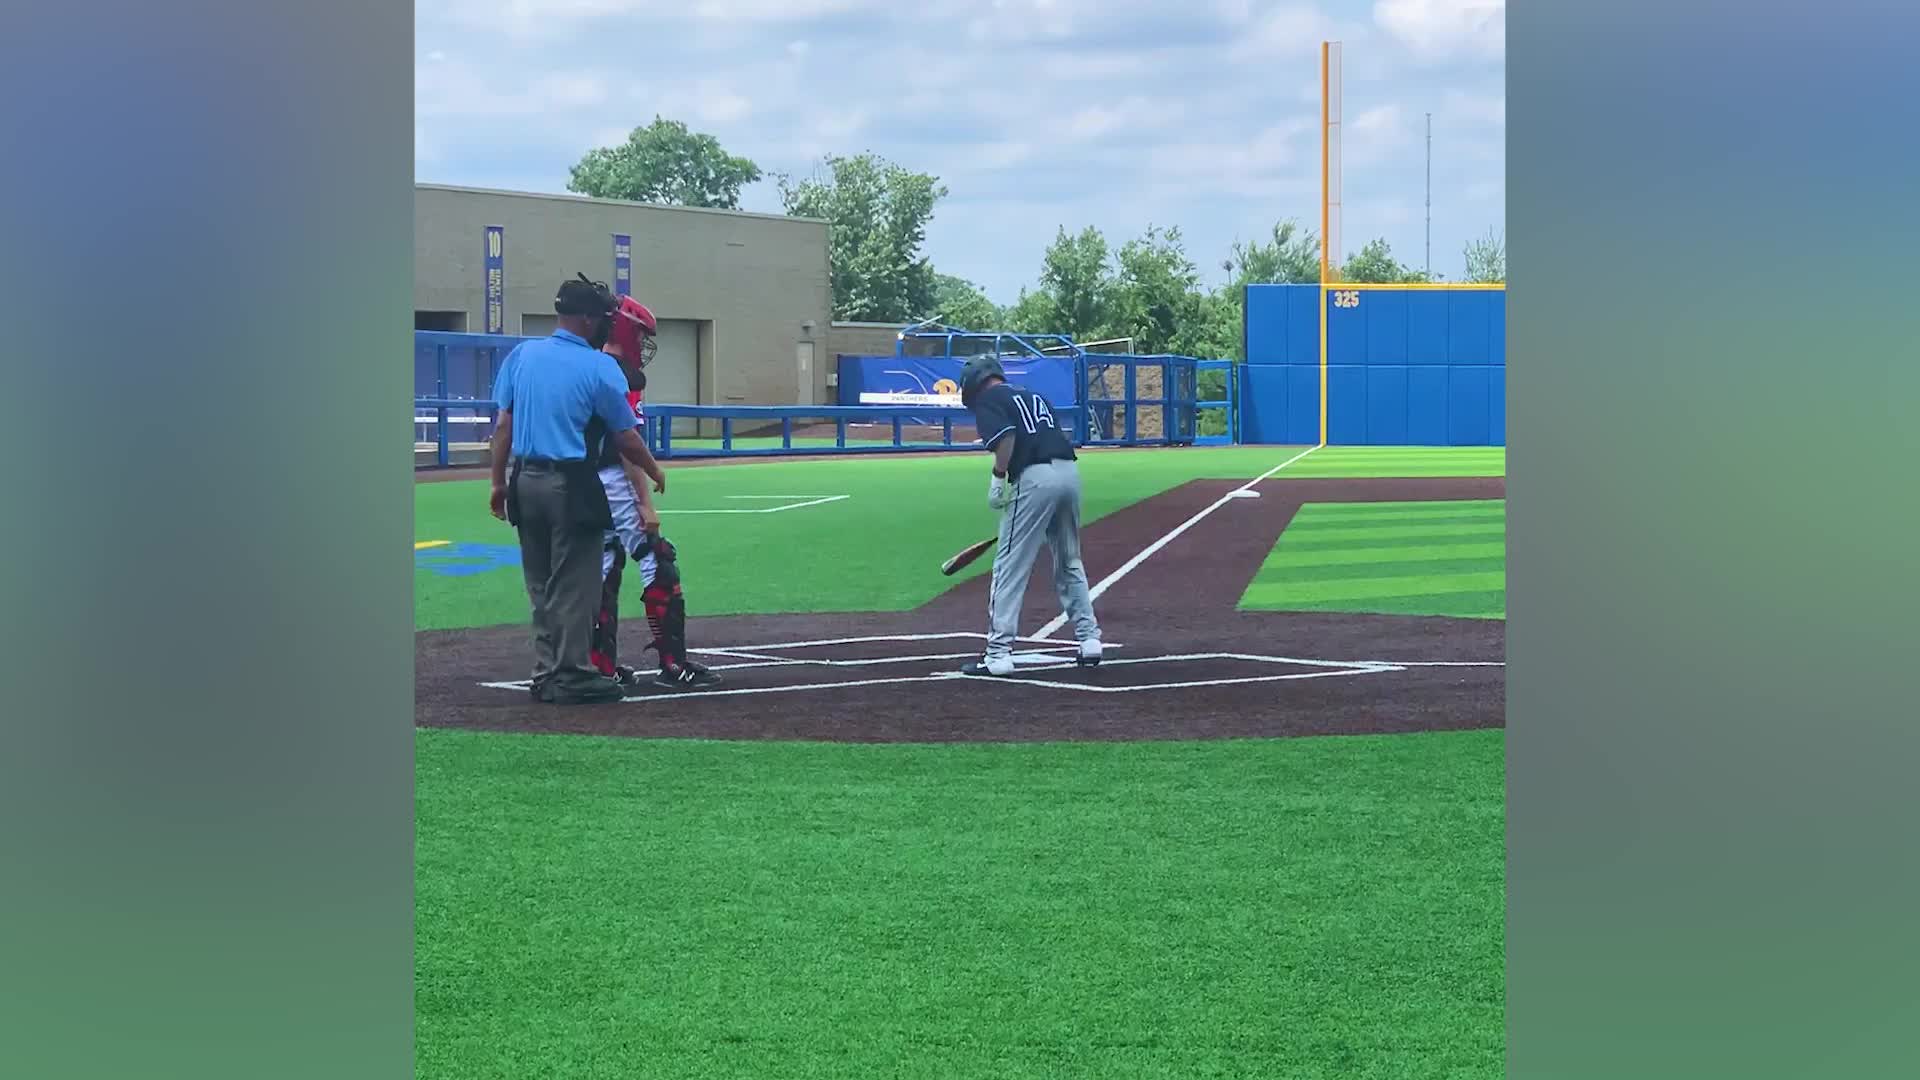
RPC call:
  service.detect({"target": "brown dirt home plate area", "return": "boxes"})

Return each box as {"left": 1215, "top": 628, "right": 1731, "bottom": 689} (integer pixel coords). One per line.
{"left": 416, "top": 476, "right": 1506, "bottom": 742}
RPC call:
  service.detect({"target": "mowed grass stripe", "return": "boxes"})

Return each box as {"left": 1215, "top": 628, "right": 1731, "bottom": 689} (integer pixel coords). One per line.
{"left": 1265, "top": 540, "right": 1507, "bottom": 569}
{"left": 1246, "top": 570, "right": 1506, "bottom": 604}
{"left": 1287, "top": 464, "right": 1506, "bottom": 479}
{"left": 1283, "top": 510, "right": 1505, "bottom": 530}
{"left": 1276, "top": 522, "right": 1507, "bottom": 544}
{"left": 1273, "top": 590, "right": 1507, "bottom": 619}
{"left": 1296, "top": 499, "right": 1505, "bottom": 521}
{"left": 1274, "top": 530, "right": 1510, "bottom": 554}
{"left": 1240, "top": 498, "right": 1506, "bottom": 618}
{"left": 1286, "top": 448, "right": 1506, "bottom": 478}
{"left": 1255, "top": 556, "right": 1507, "bottom": 582}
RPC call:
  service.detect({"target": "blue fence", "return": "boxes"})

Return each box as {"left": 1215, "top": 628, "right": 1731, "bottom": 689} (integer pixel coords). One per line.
{"left": 415, "top": 331, "right": 1237, "bottom": 466}
{"left": 643, "top": 404, "right": 1085, "bottom": 459}
{"left": 1238, "top": 284, "right": 1505, "bottom": 446}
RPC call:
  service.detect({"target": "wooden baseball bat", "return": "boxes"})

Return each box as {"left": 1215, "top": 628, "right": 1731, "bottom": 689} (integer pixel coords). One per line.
{"left": 940, "top": 536, "right": 997, "bottom": 576}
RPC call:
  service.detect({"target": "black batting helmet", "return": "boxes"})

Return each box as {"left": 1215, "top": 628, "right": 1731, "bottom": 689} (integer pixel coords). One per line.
{"left": 958, "top": 354, "right": 1005, "bottom": 408}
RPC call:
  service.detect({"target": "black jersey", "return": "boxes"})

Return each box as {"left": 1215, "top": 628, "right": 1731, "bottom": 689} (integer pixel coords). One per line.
{"left": 969, "top": 382, "right": 1076, "bottom": 480}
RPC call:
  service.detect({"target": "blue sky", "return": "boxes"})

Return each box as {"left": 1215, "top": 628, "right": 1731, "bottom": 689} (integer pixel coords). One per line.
{"left": 416, "top": 0, "right": 1503, "bottom": 305}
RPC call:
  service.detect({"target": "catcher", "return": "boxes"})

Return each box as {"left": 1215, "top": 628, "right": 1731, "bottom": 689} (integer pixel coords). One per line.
{"left": 588, "top": 296, "right": 722, "bottom": 690}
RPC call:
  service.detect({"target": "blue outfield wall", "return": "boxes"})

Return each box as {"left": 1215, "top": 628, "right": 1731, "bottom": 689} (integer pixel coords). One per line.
{"left": 1239, "top": 284, "right": 1506, "bottom": 446}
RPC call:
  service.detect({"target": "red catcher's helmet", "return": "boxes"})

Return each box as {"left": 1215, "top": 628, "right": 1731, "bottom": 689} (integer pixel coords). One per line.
{"left": 608, "top": 296, "right": 658, "bottom": 368}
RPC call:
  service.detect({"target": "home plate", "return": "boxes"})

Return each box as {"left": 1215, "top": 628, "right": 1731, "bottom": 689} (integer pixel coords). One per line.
{"left": 1010, "top": 647, "right": 1116, "bottom": 666}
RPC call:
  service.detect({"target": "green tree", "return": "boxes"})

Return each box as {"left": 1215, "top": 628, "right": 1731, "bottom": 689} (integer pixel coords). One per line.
{"left": 1205, "top": 220, "right": 1322, "bottom": 360}
{"left": 780, "top": 153, "right": 947, "bottom": 322}
{"left": 1109, "top": 225, "right": 1203, "bottom": 354}
{"left": 1181, "top": 289, "right": 1243, "bottom": 361}
{"left": 566, "top": 116, "right": 763, "bottom": 209}
{"left": 1034, "top": 226, "right": 1115, "bottom": 341}
{"left": 930, "top": 273, "right": 1001, "bottom": 329}
{"left": 1002, "top": 288, "right": 1058, "bottom": 335}
{"left": 1222, "top": 220, "right": 1321, "bottom": 287}
{"left": 1463, "top": 226, "right": 1505, "bottom": 283}
{"left": 1340, "top": 237, "right": 1428, "bottom": 283}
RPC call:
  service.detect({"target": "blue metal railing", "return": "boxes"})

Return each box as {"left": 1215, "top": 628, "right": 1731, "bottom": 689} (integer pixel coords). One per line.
{"left": 411, "top": 330, "right": 1240, "bottom": 468}
{"left": 641, "top": 404, "right": 1086, "bottom": 459}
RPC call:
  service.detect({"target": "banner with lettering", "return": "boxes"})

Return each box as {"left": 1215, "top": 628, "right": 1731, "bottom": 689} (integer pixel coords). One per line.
{"left": 613, "top": 234, "right": 632, "bottom": 297}
{"left": 483, "top": 226, "right": 505, "bottom": 333}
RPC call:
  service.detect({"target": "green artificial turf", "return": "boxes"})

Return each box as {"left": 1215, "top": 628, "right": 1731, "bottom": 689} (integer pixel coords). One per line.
{"left": 415, "top": 446, "right": 1505, "bottom": 631}
{"left": 1240, "top": 500, "right": 1507, "bottom": 619}
{"left": 416, "top": 727, "right": 1506, "bottom": 1080}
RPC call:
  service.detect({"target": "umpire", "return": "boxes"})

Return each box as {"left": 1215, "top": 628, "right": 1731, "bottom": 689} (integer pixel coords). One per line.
{"left": 488, "top": 274, "right": 668, "bottom": 705}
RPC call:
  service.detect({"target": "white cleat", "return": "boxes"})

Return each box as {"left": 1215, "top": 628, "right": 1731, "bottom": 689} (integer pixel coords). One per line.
{"left": 1077, "top": 639, "right": 1103, "bottom": 667}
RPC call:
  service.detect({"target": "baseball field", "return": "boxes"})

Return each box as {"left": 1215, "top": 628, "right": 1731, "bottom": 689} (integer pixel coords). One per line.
{"left": 415, "top": 444, "right": 1506, "bottom": 1078}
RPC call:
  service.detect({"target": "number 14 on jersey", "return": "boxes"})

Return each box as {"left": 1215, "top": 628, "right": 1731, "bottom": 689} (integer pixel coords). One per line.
{"left": 1013, "top": 394, "right": 1055, "bottom": 433}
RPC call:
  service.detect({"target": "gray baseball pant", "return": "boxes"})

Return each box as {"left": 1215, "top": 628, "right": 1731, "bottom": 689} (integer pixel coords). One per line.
{"left": 512, "top": 465, "right": 608, "bottom": 694}
{"left": 986, "top": 459, "right": 1100, "bottom": 660}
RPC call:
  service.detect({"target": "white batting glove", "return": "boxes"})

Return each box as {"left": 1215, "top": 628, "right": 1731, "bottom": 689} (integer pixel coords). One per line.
{"left": 987, "top": 473, "right": 1011, "bottom": 510}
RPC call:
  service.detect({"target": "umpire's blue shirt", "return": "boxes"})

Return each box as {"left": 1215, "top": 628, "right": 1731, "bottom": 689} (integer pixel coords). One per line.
{"left": 492, "top": 330, "right": 637, "bottom": 461}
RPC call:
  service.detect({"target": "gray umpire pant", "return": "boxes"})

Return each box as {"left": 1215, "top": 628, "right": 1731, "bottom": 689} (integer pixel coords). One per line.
{"left": 987, "top": 459, "right": 1100, "bottom": 660}
{"left": 513, "top": 464, "right": 607, "bottom": 693}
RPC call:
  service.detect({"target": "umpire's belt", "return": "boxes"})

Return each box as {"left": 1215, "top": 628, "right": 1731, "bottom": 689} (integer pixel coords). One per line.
{"left": 512, "top": 456, "right": 584, "bottom": 473}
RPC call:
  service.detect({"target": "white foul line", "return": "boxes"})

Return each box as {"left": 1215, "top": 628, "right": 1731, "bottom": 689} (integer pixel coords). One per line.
{"left": 1033, "top": 444, "right": 1322, "bottom": 640}
{"left": 660, "top": 495, "right": 850, "bottom": 515}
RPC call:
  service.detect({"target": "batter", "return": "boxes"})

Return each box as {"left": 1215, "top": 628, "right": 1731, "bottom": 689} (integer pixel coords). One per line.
{"left": 956, "top": 354, "right": 1102, "bottom": 676}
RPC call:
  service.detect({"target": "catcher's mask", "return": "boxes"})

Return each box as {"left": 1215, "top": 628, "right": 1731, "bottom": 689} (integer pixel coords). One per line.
{"left": 554, "top": 273, "right": 618, "bottom": 348}
{"left": 958, "top": 354, "right": 1006, "bottom": 408}
{"left": 609, "top": 296, "right": 659, "bottom": 368}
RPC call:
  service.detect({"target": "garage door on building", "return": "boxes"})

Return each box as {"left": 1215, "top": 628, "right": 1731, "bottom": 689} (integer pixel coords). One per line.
{"left": 646, "top": 319, "right": 700, "bottom": 437}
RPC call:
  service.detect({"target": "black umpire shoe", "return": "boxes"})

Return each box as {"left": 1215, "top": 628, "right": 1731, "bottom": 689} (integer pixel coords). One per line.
{"left": 548, "top": 677, "right": 627, "bottom": 705}
{"left": 655, "top": 660, "right": 723, "bottom": 690}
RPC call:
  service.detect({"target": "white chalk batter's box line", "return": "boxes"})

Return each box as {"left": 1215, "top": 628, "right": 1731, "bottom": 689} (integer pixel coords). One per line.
{"left": 660, "top": 495, "right": 849, "bottom": 516}
{"left": 475, "top": 632, "right": 1504, "bottom": 702}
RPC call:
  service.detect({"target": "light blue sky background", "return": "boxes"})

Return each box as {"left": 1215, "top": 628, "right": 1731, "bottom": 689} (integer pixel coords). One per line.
{"left": 416, "top": 0, "right": 1504, "bottom": 304}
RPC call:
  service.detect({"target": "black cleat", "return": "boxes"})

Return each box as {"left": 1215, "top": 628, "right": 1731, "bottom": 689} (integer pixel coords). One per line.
{"left": 655, "top": 660, "right": 722, "bottom": 690}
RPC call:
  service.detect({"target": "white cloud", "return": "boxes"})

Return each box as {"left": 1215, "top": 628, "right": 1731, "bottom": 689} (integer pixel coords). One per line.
{"left": 1372, "top": 0, "right": 1504, "bottom": 61}
{"left": 977, "top": 142, "right": 1035, "bottom": 169}
{"left": 687, "top": 0, "right": 874, "bottom": 18}
{"left": 1440, "top": 88, "right": 1505, "bottom": 129}
{"left": 416, "top": 66, "right": 616, "bottom": 120}
{"left": 1065, "top": 97, "right": 1182, "bottom": 140}
{"left": 1231, "top": 5, "right": 1343, "bottom": 63}
{"left": 808, "top": 107, "right": 869, "bottom": 139}
{"left": 693, "top": 85, "right": 754, "bottom": 124}
{"left": 413, "top": 0, "right": 1504, "bottom": 303}
{"left": 1214, "top": 0, "right": 1255, "bottom": 25}
{"left": 587, "top": 126, "right": 633, "bottom": 150}
{"left": 1345, "top": 103, "right": 1409, "bottom": 165}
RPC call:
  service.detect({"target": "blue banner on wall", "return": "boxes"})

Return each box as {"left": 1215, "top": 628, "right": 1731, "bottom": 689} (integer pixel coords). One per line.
{"left": 836, "top": 355, "right": 1078, "bottom": 423}
{"left": 612, "top": 233, "right": 631, "bottom": 296}
{"left": 483, "top": 226, "right": 505, "bottom": 333}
